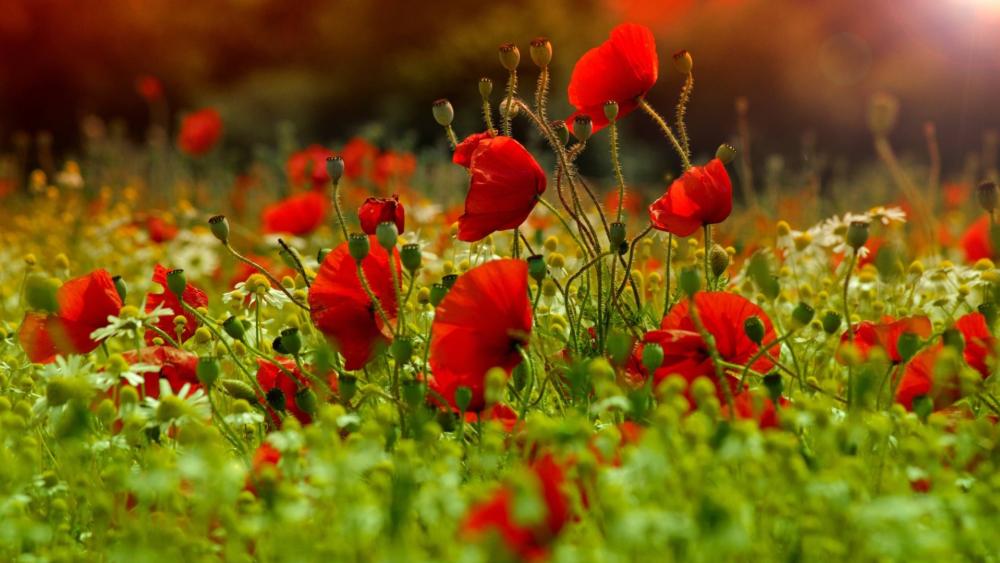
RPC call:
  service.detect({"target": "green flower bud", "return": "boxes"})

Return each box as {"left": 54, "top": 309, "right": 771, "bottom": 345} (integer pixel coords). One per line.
{"left": 679, "top": 267, "right": 700, "bottom": 297}
{"left": 715, "top": 144, "right": 737, "bottom": 165}
{"left": 442, "top": 274, "right": 458, "bottom": 289}
{"left": 111, "top": 275, "right": 127, "bottom": 302}
{"left": 196, "top": 357, "right": 221, "bottom": 387}
{"left": 498, "top": 43, "right": 520, "bottom": 71}
{"left": 166, "top": 269, "right": 186, "bottom": 298}
{"left": 846, "top": 221, "right": 870, "bottom": 250}
{"left": 25, "top": 274, "right": 60, "bottom": 313}
{"left": 221, "top": 379, "right": 258, "bottom": 402}
{"left": 454, "top": 386, "right": 473, "bottom": 413}
{"left": 527, "top": 254, "right": 547, "bottom": 283}
{"left": 672, "top": 49, "right": 693, "bottom": 74}
{"left": 896, "top": 332, "right": 920, "bottom": 363}
{"left": 609, "top": 221, "right": 626, "bottom": 248}
{"left": 709, "top": 243, "right": 729, "bottom": 278}
{"left": 401, "top": 243, "right": 421, "bottom": 272}
{"left": 339, "top": 374, "right": 358, "bottom": 403}
{"left": 402, "top": 379, "right": 425, "bottom": 409}
{"left": 326, "top": 156, "right": 345, "bottom": 185}
{"left": 551, "top": 120, "right": 569, "bottom": 146}
{"left": 432, "top": 99, "right": 454, "bottom": 127}
{"left": 376, "top": 221, "right": 398, "bottom": 250}
{"left": 295, "top": 388, "right": 318, "bottom": 415}
{"left": 762, "top": 373, "right": 783, "bottom": 404}
{"left": 208, "top": 214, "right": 229, "bottom": 243}
{"left": 744, "top": 315, "right": 765, "bottom": 345}
{"left": 429, "top": 283, "right": 449, "bottom": 307}
{"left": 529, "top": 37, "right": 552, "bottom": 68}
{"left": 642, "top": 343, "right": 664, "bottom": 373}
{"left": 572, "top": 115, "right": 592, "bottom": 143}
{"left": 484, "top": 367, "right": 507, "bottom": 406}
{"left": 119, "top": 386, "right": 139, "bottom": 408}
{"left": 821, "top": 311, "right": 842, "bottom": 335}
{"left": 348, "top": 233, "right": 370, "bottom": 262}
{"left": 912, "top": 394, "right": 933, "bottom": 421}
{"left": 279, "top": 328, "right": 302, "bottom": 356}
{"left": 604, "top": 100, "right": 619, "bottom": 122}
{"left": 390, "top": 337, "right": 413, "bottom": 363}
{"left": 792, "top": 302, "right": 815, "bottom": 327}
{"left": 223, "top": 316, "right": 246, "bottom": 341}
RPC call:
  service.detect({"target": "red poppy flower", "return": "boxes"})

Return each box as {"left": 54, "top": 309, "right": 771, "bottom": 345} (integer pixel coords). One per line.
{"left": 895, "top": 344, "right": 949, "bottom": 411}
{"left": 135, "top": 75, "right": 163, "bottom": 102}
{"left": 261, "top": 191, "right": 330, "bottom": 236}
{"left": 429, "top": 259, "right": 532, "bottom": 412}
{"left": 121, "top": 346, "right": 200, "bottom": 399}
{"left": 627, "top": 292, "right": 778, "bottom": 405}
{"left": 462, "top": 454, "right": 570, "bottom": 560}
{"left": 956, "top": 312, "right": 994, "bottom": 379}
{"left": 649, "top": 159, "right": 733, "bottom": 236}
{"left": 246, "top": 442, "right": 283, "bottom": 495}
{"left": 358, "top": 194, "right": 405, "bottom": 235}
{"left": 256, "top": 359, "right": 312, "bottom": 426}
{"left": 145, "top": 264, "right": 208, "bottom": 345}
{"left": 722, "top": 390, "right": 788, "bottom": 429}
{"left": 145, "top": 216, "right": 178, "bottom": 243}
{"left": 960, "top": 215, "right": 993, "bottom": 262}
{"left": 18, "top": 269, "right": 123, "bottom": 363}
{"left": 838, "top": 315, "right": 932, "bottom": 364}
{"left": 340, "top": 137, "right": 378, "bottom": 181}
{"left": 287, "top": 144, "right": 334, "bottom": 189}
{"left": 177, "top": 108, "right": 222, "bottom": 157}
{"left": 309, "top": 237, "right": 400, "bottom": 370}
{"left": 452, "top": 134, "right": 546, "bottom": 242}
{"left": 464, "top": 403, "right": 519, "bottom": 433}
{"left": 566, "top": 23, "right": 658, "bottom": 133}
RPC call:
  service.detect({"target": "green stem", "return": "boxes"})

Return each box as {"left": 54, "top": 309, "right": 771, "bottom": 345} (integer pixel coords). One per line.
{"left": 638, "top": 98, "right": 691, "bottom": 170}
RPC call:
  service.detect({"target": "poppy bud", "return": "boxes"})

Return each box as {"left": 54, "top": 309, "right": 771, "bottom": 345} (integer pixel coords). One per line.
{"left": 673, "top": 50, "right": 693, "bottom": 75}
{"left": 641, "top": 343, "right": 664, "bottom": 373}
{"left": 573, "top": 115, "right": 592, "bottom": 143}
{"left": 390, "top": 337, "right": 413, "bottom": 363}
{"left": 868, "top": 93, "right": 899, "bottom": 137}
{"left": 912, "top": 395, "right": 932, "bottom": 421}
{"left": 454, "top": 386, "right": 473, "bottom": 413}
{"left": 551, "top": 120, "right": 569, "bottom": 146}
{"left": 402, "top": 379, "right": 425, "bottom": 409}
{"left": 223, "top": 316, "right": 246, "bottom": 341}
{"left": 196, "top": 357, "right": 220, "bottom": 388}
{"left": 762, "top": 373, "right": 783, "bottom": 404}
{"left": 401, "top": 243, "right": 421, "bottom": 272}
{"left": 326, "top": 156, "right": 345, "bottom": 185}
{"left": 529, "top": 37, "right": 552, "bottom": 68}
{"left": 846, "top": 221, "right": 869, "bottom": 250}
{"left": 295, "top": 388, "right": 318, "bottom": 415}
{"left": 339, "top": 374, "right": 358, "bottom": 403}
{"left": 479, "top": 77, "right": 493, "bottom": 99}
{"left": 272, "top": 336, "right": 288, "bottom": 355}
{"left": 266, "top": 388, "right": 287, "bottom": 412}
{"left": 221, "top": 379, "right": 258, "bottom": 403}
{"left": 604, "top": 100, "right": 619, "bottom": 123}
{"left": 279, "top": 328, "right": 302, "bottom": 355}
{"left": 942, "top": 327, "right": 964, "bottom": 352}
{"left": 709, "top": 244, "right": 729, "bottom": 278}
{"left": 978, "top": 302, "right": 997, "bottom": 328}
{"left": 744, "top": 316, "right": 765, "bottom": 345}
{"left": 821, "top": 310, "right": 842, "bottom": 335}
{"left": 432, "top": 99, "right": 454, "bottom": 127}
{"left": 25, "top": 274, "right": 60, "bottom": 313}
{"left": 208, "top": 214, "right": 229, "bottom": 243}
{"left": 897, "top": 332, "right": 920, "bottom": 363}
{"left": 376, "top": 221, "right": 398, "bottom": 250}
{"left": 606, "top": 330, "right": 634, "bottom": 365}
{"left": 112, "top": 275, "right": 128, "bottom": 302}
{"left": 609, "top": 222, "right": 626, "bottom": 248}
{"left": 679, "top": 267, "right": 700, "bottom": 297}
{"left": 498, "top": 43, "right": 520, "bottom": 71}
{"left": 166, "top": 269, "right": 186, "bottom": 298}
{"left": 792, "top": 302, "right": 815, "bottom": 327}
{"left": 442, "top": 274, "right": 458, "bottom": 289}
{"left": 348, "top": 233, "right": 370, "bottom": 262}
{"left": 527, "top": 254, "right": 547, "bottom": 283}
{"left": 483, "top": 367, "right": 507, "bottom": 406}
{"left": 715, "top": 144, "right": 737, "bottom": 165}
{"left": 977, "top": 181, "right": 998, "bottom": 213}
{"left": 317, "top": 248, "right": 331, "bottom": 264}
{"left": 429, "top": 283, "right": 448, "bottom": 307}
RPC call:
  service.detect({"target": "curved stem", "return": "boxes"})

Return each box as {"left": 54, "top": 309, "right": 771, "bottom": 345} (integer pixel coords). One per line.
{"left": 638, "top": 98, "right": 691, "bottom": 170}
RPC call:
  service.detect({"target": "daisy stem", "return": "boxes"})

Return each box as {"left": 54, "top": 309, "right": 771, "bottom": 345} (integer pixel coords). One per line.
{"left": 638, "top": 98, "right": 691, "bottom": 171}
{"left": 224, "top": 243, "right": 309, "bottom": 311}
{"left": 146, "top": 323, "right": 181, "bottom": 349}
{"left": 503, "top": 69, "right": 517, "bottom": 137}
{"left": 355, "top": 261, "right": 393, "bottom": 334}
{"left": 842, "top": 249, "right": 857, "bottom": 408}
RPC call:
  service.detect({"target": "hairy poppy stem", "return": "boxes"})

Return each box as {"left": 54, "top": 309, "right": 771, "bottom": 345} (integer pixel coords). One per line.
{"left": 179, "top": 301, "right": 269, "bottom": 400}
{"left": 738, "top": 329, "right": 796, "bottom": 390}
{"left": 674, "top": 74, "right": 694, "bottom": 160}
{"left": 278, "top": 238, "right": 311, "bottom": 288}
{"left": 637, "top": 98, "right": 691, "bottom": 170}
{"left": 609, "top": 119, "right": 627, "bottom": 223}
{"left": 224, "top": 243, "right": 309, "bottom": 311}
{"left": 503, "top": 69, "right": 517, "bottom": 137}
{"left": 355, "top": 261, "right": 394, "bottom": 335}
{"left": 331, "top": 180, "right": 350, "bottom": 243}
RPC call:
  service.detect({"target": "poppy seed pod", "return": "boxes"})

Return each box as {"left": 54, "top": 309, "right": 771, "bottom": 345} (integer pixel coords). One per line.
{"left": 279, "top": 328, "right": 302, "bottom": 355}
{"left": 432, "top": 99, "right": 454, "bottom": 127}
{"left": 762, "top": 373, "right": 783, "bottom": 403}
{"left": 429, "top": 283, "right": 448, "bottom": 307}
{"left": 112, "top": 275, "right": 128, "bottom": 302}
{"left": 977, "top": 181, "right": 998, "bottom": 213}
{"left": 846, "top": 221, "right": 870, "bottom": 250}
{"left": 715, "top": 144, "right": 737, "bottom": 165}
{"left": 348, "top": 233, "right": 370, "bottom": 262}
{"left": 744, "top": 315, "right": 765, "bottom": 345}
{"left": 165, "top": 269, "right": 187, "bottom": 299}
{"left": 896, "top": 331, "right": 921, "bottom": 363}
{"left": 821, "top": 310, "right": 842, "bottom": 335}
{"left": 792, "top": 302, "right": 815, "bottom": 327}
{"left": 326, "top": 156, "right": 345, "bottom": 185}
{"left": 295, "top": 388, "right": 318, "bottom": 415}
{"left": 196, "top": 357, "right": 220, "bottom": 387}
{"left": 375, "top": 221, "right": 398, "bottom": 250}
{"left": 609, "top": 222, "right": 626, "bottom": 248}
{"left": 498, "top": 43, "right": 520, "bottom": 71}
{"left": 401, "top": 243, "right": 421, "bottom": 272}
{"left": 573, "top": 115, "right": 593, "bottom": 143}
{"left": 479, "top": 77, "right": 493, "bottom": 99}
{"left": 442, "top": 274, "right": 459, "bottom": 289}
{"left": 454, "top": 386, "right": 473, "bottom": 413}
{"left": 223, "top": 316, "right": 246, "bottom": 341}
{"left": 672, "top": 50, "right": 693, "bottom": 75}
{"left": 551, "top": 120, "right": 569, "bottom": 146}
{"left": 641, "top": 342, "right": 664, "bottom": 373}
{"left": 266, "top": 387, "right": 287, "bottom": 412}
{"left": 679, "top": 267, "right": 700, "bottom": 297}
{"left": 529, "top": 37, "right": 552, "bottom": 68}
{"left": 604, "top": 100, "right": 619, "bottom": 123}
{"left": 402, "top": 379, "right": 426, "bottom": 409}
{"left": 390, "top": 336, "right": 413, "bottom": 363}
{"left": 527, "top": 254, "right": 547, "bottom": 283}
{"left": 208, "top": 214, "right": 229, "bottom": 243}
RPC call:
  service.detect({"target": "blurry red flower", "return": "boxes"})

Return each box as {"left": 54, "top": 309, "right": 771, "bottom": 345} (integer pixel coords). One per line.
{"left": 465, "top": 403, "right": 520, "bottom": 433}
{"left": 145, "top": 216, "right": 178, "bottom": 243}
{"left": 722, "top": 390, "right": 788, "bottom": 429}
{"left": 956, "top": 312, "right": 994, "bottom": 379}
{"left": 121, "top": 346, "right": 200, "bottom": 399}
{"left": 604, "top": 189, "right": 644, "bottom": 216}
{"left": 340, "top": 137, "right": 378, "bottom": 181}
{"left": 309, "top": 237, "right": 400, "bottom": 370}
{"left": 566, "top": 23, "right": 658, "bottom": 133}
{"left": 838, "top": 316, "right": 932, "bottom": 364}
{"left": 429, "top": 260, "right": 532, "bottom": 412}
{"left": 649, "top": 158, "right": 733, "bottom": 236}
{"left": 177, "top": 108, "right": 222, "bottom": 157}
{"left": 246, "top": 442, "right": 282, "bottom": 495}
{"left": 135, "top": 75, "right": 163, "bottom": 102}
{"left": 256, "top": 359, "right": 312, "bottom": 426}
{"left": 373, "top": 151, "right": 417, "bottom": 185}
{"left": 18, "top": 269, "right": 123, "bottom": 363}
{"left": 261, "top": 191, "right": 330, "bottom": 236}
{"left": 960, "top": 215, "right": 992, "bottom": 262}
{"left": 287, "top": 144, "right": 334, "bottom": 189}
{"left": 452, "top": 134, "right": 546, "bottom": 242}
{"left": 358, "top": 194, "right": 405, "bottom": 235}
{"left": 145, "top": 264, "right": 208, "bottom": 345}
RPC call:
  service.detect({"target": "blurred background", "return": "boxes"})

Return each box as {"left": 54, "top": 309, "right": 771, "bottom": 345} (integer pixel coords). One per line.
{"left": 2, "top": 0, "right": 1000, "bottom": 176}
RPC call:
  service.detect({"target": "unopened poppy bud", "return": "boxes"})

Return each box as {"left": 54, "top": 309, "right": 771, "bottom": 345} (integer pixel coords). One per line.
{"left": 792, "top": 302, "right": 815, "bottom": 327}
{"left": 821, "top": 310, "right": 842, "bottom": 335}
{"left": 432, "top": 99, "right": 454, "bottom": 127}
{"left": 709, "top": 244, "right": 729, "bottom": 277}
{"left": 390, "top": 337, "right": 413, "bottom": 363}
{"left": 912, "top": 395, "right": 933, "bottom": 421}
{"left": 762, "top": 373, "right": 783, "bottom": 403}
{"left": 715, "top": 144, "right": 737, "bottom": 165}
{"left": 339, "top": 374, "right": 358, "bottom": 403}
{"left": 223, "top": 316, "right": 246, "bottom": 341}
{"left": 295, "top": 388, "right": 318, "bottom": 415}
{"left": 454, "top": 386, "right": 473, "bottom": 413}
{"left": 572, "top": 115, "right": 592, "bottom": 143}
{"left": 846, "top": 221, "right": 869, "bottom": 250}
{"left": 642, "top": 343, "right": 664, "bottom": 373}
{"left": 483, "top": 367, "right": 507, "bottom": 406}
{"left": 326, "top": 156, "right": 345, "bottom": 185}
{"left": 429, "top": 283, "right": 448, "bottom": 307}
{"left": 609, "top": 222, "right": 626, "bottom": 248}
{"left": 498, "top": 43, "right": 520, "bottom": 71}
{"left": 744, "top": 316, "right": 765, "bottom": 345}
{"left": 529, "top": 37, "right": 552, "bottom": 67}
{"left": 977, "top": 181, "right": 998, "bottom": 212}
{"left": 679, "top": 267, "right": 700, "bottom": 297}
{"left": 942, "top": 327, "right": 964, "bottom": 352}
{"left": 897, "top": 332, "right": 920, "bottom": 363}
{"left": 401, "top": 243, "right": 421, "bottom": 272}
{"left": 479, "top": 77, "right": 493, "bottom": 99}
{"left": 196, "top": 357, "right": 221, "bottom": 387}
{"left": 604, "top": 100, "right": 619, "bottom": 122}
{"left": 442, "top": 274, "right": 458, "bottom": 289}
{"left": 348, "top": 233, "right": 370, "bottom": 262}
{"left": 279, "top": 328, "right": 302, "bottom": 355}
{"left": 220, "top": 379, "right": 257, "bottom": 402}
{"left": 208, "top": 215, "right": 229, "bottom": 243}
{"left": 266, "top": 388, "right": 287, "bottom": 412}
{"left": 527, "top": 254, "right": 547, "bottom": 283}
{"left": 25, "top": 274, "right": 60, "bottom": 313}
{"left": 673, "top": 49, "right": 693, "bottom": 74}
{"left": 551, "top": 120, "right": 569, "bottom": 145}
{"left": 376, "top": 221, "right": 398, "bottom": 250}
{"left": 166, "top": 269, "right": 186, "bottom": 298}
{"left": 112, "top": 275, "right": 127, "bottom": 302}
{"left": 402, "top": 379, "right": 425, "bottom": 408}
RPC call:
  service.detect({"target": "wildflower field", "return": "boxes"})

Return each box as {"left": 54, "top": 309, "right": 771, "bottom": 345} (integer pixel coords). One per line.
{"left": 3, "top": 13, "right": 1000, "bottom": 563}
